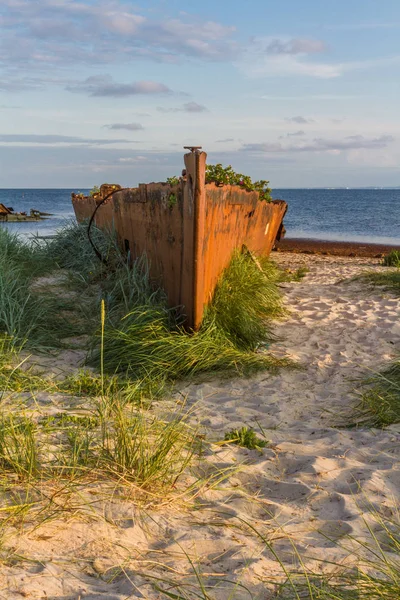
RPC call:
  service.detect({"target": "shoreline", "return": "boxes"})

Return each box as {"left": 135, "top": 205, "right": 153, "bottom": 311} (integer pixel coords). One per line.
{"left": 275, "top": 237, "right": 400, "bottom": 257}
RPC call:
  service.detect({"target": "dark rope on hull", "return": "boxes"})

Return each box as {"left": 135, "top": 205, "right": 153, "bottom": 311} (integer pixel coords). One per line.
{"left": 87, "top": 187, "right": 129, "bottom": 265}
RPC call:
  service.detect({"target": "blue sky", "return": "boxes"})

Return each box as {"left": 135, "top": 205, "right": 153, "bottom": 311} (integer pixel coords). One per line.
{"left": 0, "top": 0, "right": 399, "bottom": 188}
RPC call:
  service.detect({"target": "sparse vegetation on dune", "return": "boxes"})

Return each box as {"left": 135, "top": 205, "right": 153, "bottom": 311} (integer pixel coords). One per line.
{"left": 356, "top": 259, "right": 400, "bottom": 296}
{"left": 1, "top": 222, "right": 289, "bottom": 373}
{"left": 2, "top": 223, "right": 400, "bottom": 598}
{"left": 42, "top": 218, "right": 120, "bottom": 283}
{"left": 382, "top": 250, "right": 400, "bottom": 268}
{"left": 358, "top": 270, "right": 400, "bottom": 295}
{"left": 0, "top": 220, "right": 291, "bottom": 504}
{"left": 0, "top": 227, "right": 93, "bottom": 349}
{"left": 353, "top": 260, "right": 400, "bottom": 427}
{"left": 142, "top": 500, "right": 400, "bottom": 599}
{"left": 223, "top": 425, "right": 268, "bottom": 449}
{"left": 0, "top": 397, "right": 198, "bottom": 495}
{"left": 355, "top": 359, "right": 400, "bottom": 427}
{"left": 268, "top": 502, "right": 400, "bottom": 599}
{"left": 89, "top": 247, "right": 292, "bottom": 395}
{"left": 205, "top": 250, "right": 285, "bottom": 351}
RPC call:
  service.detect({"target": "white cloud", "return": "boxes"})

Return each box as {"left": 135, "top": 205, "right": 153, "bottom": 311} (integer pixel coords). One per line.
{"left": 104, "top": 123, "right": 144, "bottom": 131}
{"left": 157, "top": 102, "right": 208, "bottom": 113}
{"left": 242, "top": 135, "right": 395, "bottom": 153}
{"left": 66, "top": 76, "right": 172, "bottom": 97}
{"left": 238, "top": 37, "right": 341, "bottom": 79}
{"left": 238, "top": 36, "right": 400, "bottom": 79}
{"left": 280, "top": 130, "right": 306, "bottom": 138}
{"left": 263, "top": 38, "right": 326, "bottom": 55}
{"left": 0, "top": 0, "right": 238, "bottom": 71}
{"left": 285, "top": 116, "right": 314, "bottom": 124}
{"left": 0, "top": 133, "right": 135, "bottom": 145}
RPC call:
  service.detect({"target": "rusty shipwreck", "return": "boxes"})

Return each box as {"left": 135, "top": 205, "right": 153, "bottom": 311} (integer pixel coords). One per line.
{"left": 71, "top": 149, "right": 287, "bottom": 330}
{"left": 0, "top": 204, "right": 53, "bottom": 222}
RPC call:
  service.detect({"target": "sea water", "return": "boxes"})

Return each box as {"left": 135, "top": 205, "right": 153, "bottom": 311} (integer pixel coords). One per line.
{"left": 274, "top": 188, "right": 400, "bottom": 245}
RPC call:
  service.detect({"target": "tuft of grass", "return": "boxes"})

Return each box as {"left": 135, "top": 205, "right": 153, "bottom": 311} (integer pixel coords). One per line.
{"left": 224, "top": 426, "right": 268, "bottom": 450}
{"left": 357, "top": 271, "right": 400, "bottom": 295}
{"left": 102, "top": 252, "right": 167, "bottom": 322}
{"left": 59, "top": 368, "right": 118, "bottom": 397}
{"left": 95, "top": 304, "right": 288, "bottom": 385}
{"left": 0, "top": 414, "right": 38, "bottom": 479}
{"left": 382, "top": 250, "right": 400, "bottom": 268}
{"left": 0, "top": 335, "right": 55, "bottom": 393}
{"left": 100, "top": 402, "right": 198, "bottom": 490}
{"left": 0, "top": 397, "right": 199, "bottom": 499}
{"left": 0, "top": 227, "right": 49, "bottom": 277}
{"left": 204, "top": 250, "right": 285, "bottom": 351}
{"left": 356, "top": 360, "right": 400, "bottom": 427}
{"left": 280, "top": 266, "right": 310, "bottom": 282}
{"left": 0, "top": 226, "right": 99, "bottom": 349}
{"left": 42, "top": 219, "right": 121, "bottom": 283}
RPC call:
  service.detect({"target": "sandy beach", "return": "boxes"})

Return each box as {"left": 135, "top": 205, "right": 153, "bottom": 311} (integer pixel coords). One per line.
{"left": 1, "top": 251, "right": 400, "bottom": 599}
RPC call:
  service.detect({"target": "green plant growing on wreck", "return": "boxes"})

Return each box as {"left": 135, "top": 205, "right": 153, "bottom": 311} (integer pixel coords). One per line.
{"left": 168, "top": 193, "right": 177, "bottom": 208}
{"left": 167, "top": 163, "right": 272, "bottom": 201}
{"left": 89, "top": 185, "right": 100, "bottom": 197}
{"left": 205, "top": 163, "right": 272, "bottom": 202}
{"left": 166, "top": 176, "right": 180, "bottom": 186}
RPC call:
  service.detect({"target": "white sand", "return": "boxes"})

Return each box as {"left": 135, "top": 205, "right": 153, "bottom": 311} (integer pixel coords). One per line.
{"left": 2, "top": 253, "right": 400, "bottom": 599}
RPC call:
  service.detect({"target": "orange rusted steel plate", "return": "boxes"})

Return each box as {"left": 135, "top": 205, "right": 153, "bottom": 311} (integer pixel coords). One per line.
{"left": 71, "top": 150, "right": 287, "bottom": 330}
{"left": 0, "top": 203, "right": 12, "bottom": 216}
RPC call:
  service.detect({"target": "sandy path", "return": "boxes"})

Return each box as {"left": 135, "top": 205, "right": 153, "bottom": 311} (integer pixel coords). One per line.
{"left": 2, "top": 254, "right": 400, "bottom": 599}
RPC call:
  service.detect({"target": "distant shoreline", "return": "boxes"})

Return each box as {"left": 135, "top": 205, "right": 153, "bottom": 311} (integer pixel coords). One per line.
{"left": 274, "top": 237, "right": 400, "bottom": 257}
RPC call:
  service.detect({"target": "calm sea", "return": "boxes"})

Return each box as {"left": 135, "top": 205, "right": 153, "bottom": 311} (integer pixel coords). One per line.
{"left": 0, "top": 188, "right": 399, "bottom": 244}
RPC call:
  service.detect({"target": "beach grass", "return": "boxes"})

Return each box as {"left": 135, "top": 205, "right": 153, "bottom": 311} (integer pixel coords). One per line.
{"left": 0, "top": 227, "right": 94, "bottom": 349}
{"left": 89, "top": 247, "right": 292, "bottom": 395}
{"left": 204, "top": 250, "right": 285, "bottom": 351}
{"left": 0, "top": 395, "right": 199, "bottom": 496}
{"left": 149, "top": 496, "right": 400, "bottom": 599}
{"left": 0, "top": 221, "right": 293, "bottom": 579}
{"left": 1, "top": 220, "right": 290, "bottom": 509}
{"left": 41, "top": 217, "right": 120, "bottom": 283}
{"left": 223, "top": 426, "right": 268, "bottom": 450}
{"left": 355, "top": 360, "right": 400, "bottom": 427}
{"left": 357, "top": 270, "right": 400, "bottom": 295}
{"left": 271, "top": 501, "right": 400, "bottom": 599}
{"left": 382, "top": 250, "right": 400, "bottom": 268}
{"left": 353, "top": 259, "right": 400, "bottom": 427}
{"left": 0, "top": 335, "right": 57, "bottom": 393}
{"left": 1, "top": 222, "right": 291, "bottom": 383}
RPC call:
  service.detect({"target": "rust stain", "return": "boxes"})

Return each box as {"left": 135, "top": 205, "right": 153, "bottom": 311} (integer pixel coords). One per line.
{"left": 71, "top": 150, "right": 287, "bottom": 330}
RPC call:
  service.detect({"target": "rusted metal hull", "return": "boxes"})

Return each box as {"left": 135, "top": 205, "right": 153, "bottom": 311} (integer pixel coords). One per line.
{"left": 72, "top": 151, "right": 287, "bottom": 329}
{"left": 0, "top": 204, "right": 50, "bottom": 222}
